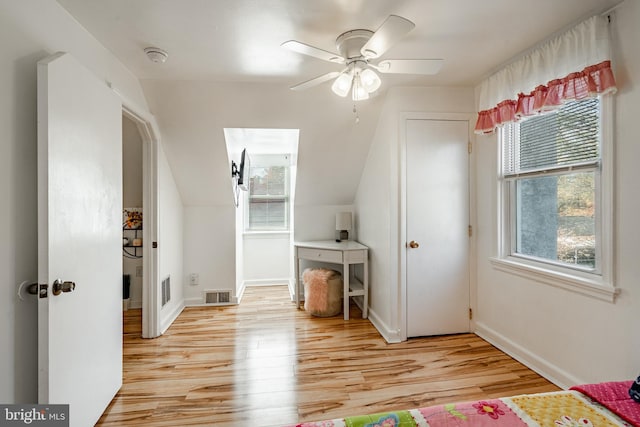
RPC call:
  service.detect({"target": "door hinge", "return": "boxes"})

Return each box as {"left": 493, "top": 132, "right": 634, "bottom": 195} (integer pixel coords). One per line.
{"left": 468, "top": 225, "right": 473, "bottom": 237}
{"left": 469, "top": 308, "right": 473, "bottom": 320}
{"left": 468, "top": 141, "right": 472, "bottom": 154}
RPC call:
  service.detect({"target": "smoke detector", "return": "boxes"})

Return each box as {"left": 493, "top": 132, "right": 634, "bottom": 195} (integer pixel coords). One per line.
{"left": 144, "top": 47, "right": 168, "bottom": 64}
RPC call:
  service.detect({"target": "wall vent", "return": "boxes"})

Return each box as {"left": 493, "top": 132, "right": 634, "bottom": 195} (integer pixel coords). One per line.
{"left": 161, "top": 276, "right": 171, "bottom": 306}
{"left": 204, "top": 290, "right": 232, "bottom": 305}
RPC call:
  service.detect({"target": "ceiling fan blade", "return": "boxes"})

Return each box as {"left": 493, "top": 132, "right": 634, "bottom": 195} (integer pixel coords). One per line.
{"left": 281, "top": 40, "right": 345, "bottom": 64}
{"left": 375, "top": 59, "right": 444, "bottom": 75}
{"left": 290, "top": 71, "right": 342, "bottom": 91}
{"left": 360, "top": 15, "right": 415, "bottom": 59}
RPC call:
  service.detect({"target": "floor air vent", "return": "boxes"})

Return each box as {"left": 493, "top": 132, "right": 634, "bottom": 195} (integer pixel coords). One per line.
{"left": 204, "top": 290, "right": 232, "bottom": 305}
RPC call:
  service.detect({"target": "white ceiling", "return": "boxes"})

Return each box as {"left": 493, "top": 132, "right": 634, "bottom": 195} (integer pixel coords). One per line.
{"left": 57, "top": 0, "right": 620, "bottom": 89}
{"left": 55, "top": 0, "right": 622, "bottom": 207}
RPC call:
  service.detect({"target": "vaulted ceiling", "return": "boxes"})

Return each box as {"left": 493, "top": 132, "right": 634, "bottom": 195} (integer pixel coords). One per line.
{"left": 56, "top": 0, "right": 620, "bottom": 206}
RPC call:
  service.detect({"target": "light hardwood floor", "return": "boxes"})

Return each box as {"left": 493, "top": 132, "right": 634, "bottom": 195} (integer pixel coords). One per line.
{"left": 97, "top": 285, "right": 559, "bottom": 426}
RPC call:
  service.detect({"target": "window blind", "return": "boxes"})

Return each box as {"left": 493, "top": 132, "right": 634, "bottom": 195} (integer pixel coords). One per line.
{"left": 248, "top": 165, "right": 288, "bottom": 229}
{"left": 503, "top": 97, "right": 600, "bottom": 177}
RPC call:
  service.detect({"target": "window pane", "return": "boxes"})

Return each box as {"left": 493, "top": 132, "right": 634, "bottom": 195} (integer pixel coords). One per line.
{"left": 248, "top": 199, "right": 268, "bottom": 228}
{"left": 247, "top": 163, "right": 289, "bottom": 231}
{"left": 267, "top": 166, "right": 285, "bottom": 195}
{"left": 515, "top": 171, "right": 595, "bottom": 268}
{"left": 250, "top": 166, "right": 286, "bottom": 196}
{"left": 250, "top": 167, "right": 269, "bottom": 195}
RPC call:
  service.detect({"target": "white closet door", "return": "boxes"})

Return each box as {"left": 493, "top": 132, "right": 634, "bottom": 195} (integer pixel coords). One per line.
{"left": 406, "top": 119, "right": 470, "bottom": 337}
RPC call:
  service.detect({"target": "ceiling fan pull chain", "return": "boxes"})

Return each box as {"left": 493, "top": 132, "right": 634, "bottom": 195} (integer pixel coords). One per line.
{"left": 353, "top": 104, "right": 360, "bottom": 124}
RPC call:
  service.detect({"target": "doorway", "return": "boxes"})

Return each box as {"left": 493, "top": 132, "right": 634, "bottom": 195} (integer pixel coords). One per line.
{"left": 401, "top": 115, "right": 473, "bottom": 338}
{"left": 121, "top": 105, "right": 161, "bottom": 339}
{"left": 122, "top": 115, "right": 144, "bottom": 330}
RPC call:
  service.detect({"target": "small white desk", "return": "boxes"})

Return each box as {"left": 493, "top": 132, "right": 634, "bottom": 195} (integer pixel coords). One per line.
{"left": 294, "top": 240, "right": 368, "bottom": 320}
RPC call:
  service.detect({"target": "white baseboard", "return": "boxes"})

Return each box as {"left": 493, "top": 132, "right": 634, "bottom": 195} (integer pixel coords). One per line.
{"left": 475, "top": 322, "right": 582, "bottom": 389}
{"left": 184, "top": 297, "right": 225, "bottom": 306}
{"left": 160, "top": 300, "right": 185, "bottom": 334}
{"left": 184, "top": 297, "right": 203, "bottom": 306}
{"left": 129, "top": 299, "right": 142, "bottom": 309}
{"left": 367, "top": 307, "right": 402, "bottom": 343}
{"left": 184, "top": 302, "right": 236, "bottom": 307}
{"left": 236, "top": 282, "right": 246, "bottom": 303}
{"left": 287, "top": 278, "right": 295, "bottom": 301}
{"left": 184, "top": 296, "right": 239, "bottom": 307}
{"left": 243, "top": 279, "right": 291, "bottom": 287}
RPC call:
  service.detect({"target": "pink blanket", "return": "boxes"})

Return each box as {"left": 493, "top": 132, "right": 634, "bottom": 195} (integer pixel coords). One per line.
{"left": 571, "top": 381, "right": 639, "bottom": 426}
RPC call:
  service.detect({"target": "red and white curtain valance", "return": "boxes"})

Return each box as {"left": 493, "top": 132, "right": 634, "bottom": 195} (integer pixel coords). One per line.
{"left": 475, "top": 15, "right": 617, "bottom": 135}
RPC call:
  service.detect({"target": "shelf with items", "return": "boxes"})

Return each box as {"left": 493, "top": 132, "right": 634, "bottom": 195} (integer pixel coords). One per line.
{"left": 123, "top": 227, "right": 143, "bottom": 259}
{"left": 123, "top": 208, "right": 143, "bottom": 259}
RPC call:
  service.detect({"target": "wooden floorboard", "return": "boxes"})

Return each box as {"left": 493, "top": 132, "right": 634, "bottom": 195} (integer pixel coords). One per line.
{"left": 97, "top": 285, "right": 559, "bottom": 426}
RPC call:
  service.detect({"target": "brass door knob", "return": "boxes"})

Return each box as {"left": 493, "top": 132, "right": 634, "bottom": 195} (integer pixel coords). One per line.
{"left": 408, "top": 240, "right": 420, "bottom": 248}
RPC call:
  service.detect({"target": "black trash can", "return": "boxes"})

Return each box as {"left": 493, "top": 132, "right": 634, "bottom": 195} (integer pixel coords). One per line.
{"left": 123, "top": 274, "right": 131, "bottom": 300}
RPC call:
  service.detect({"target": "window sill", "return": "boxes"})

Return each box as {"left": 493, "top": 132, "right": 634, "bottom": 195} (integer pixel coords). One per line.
{"left": 489, "top": 257, "right": 618, "bottom": 303}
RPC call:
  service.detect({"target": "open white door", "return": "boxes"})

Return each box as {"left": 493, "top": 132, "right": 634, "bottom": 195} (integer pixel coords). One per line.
{"left": 37, "top": 52, "right": 123, "bottom": 426}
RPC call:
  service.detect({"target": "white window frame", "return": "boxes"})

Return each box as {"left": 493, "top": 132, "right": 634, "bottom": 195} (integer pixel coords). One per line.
{"left": 490, "top": 96, "right": 617, "bottom": 302}
{"left": 244, "top": 155, "right": 291, "bottom": 232}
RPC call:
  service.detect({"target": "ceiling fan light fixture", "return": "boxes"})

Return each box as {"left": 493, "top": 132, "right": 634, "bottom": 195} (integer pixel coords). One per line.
{"left": 283, "top": 15, "right": 441, "bottom": 101}
{"left": 351, "top": 74, "right": 370, "bottom": 101}
{"left": 331, "top": 71, "right": 353, "bottom": 97}
{"left": 360, "top": 68, "right": 381, "bottom": 93}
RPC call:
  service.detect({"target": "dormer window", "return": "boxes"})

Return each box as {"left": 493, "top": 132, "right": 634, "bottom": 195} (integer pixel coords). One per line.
{"left": 245, "top": 154, "right": 291, "bottom": 231}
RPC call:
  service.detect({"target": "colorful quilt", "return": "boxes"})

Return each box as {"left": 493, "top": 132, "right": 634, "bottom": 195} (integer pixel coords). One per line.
{"left": 292, "top": 382, "right": 640, "bottom": 427}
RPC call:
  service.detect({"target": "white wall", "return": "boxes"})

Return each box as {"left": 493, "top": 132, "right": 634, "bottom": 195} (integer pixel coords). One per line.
{"left": 473, "top": 2, "right": 640, "bottom": 387}
{"left": 243, "top": 233, "right": 290, "bottom": 284}
{"left": 294, "top": 204, "right": 356, "bottom": 242}
{"left": 0, "top": 1, "right": 154, "bottom": 403}
{"left": 123, "top": 116, "right": 143, "bottom": 207}
{"left": 355, "top": 86, "right": 475, "bottom": 342}
{"left": 354, "top": 107, "right": 393, "bottom": 336}
{"left": 158, "top": 146, "right": 185, "bottom": 332}
{"left": 183, "top": 206, "right": 236, "bottom": 304}
{"left": 235, "top": 199, "right": 245, "bottom": 298}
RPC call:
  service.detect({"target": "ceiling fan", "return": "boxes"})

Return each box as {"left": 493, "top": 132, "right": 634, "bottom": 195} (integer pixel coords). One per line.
{"left": 282, "top": 15, "right": 443, "bottom": 101}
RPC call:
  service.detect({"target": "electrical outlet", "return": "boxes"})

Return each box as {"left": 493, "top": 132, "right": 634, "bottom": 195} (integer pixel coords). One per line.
{"left": 136, "top": 266, "right": 143, "bottom": 277}
{"left": 189, "top": 273, "right": 199, "bottom": 286}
